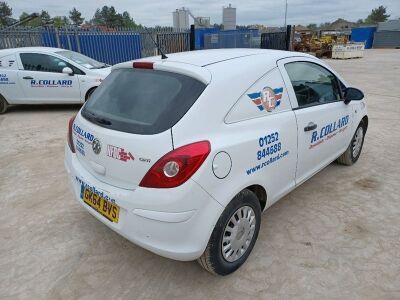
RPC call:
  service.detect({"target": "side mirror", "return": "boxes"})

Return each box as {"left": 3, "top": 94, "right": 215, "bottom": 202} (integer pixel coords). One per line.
{"left": 62, "top": 67, "right": 74, "bottom": 76}
{"left": 344, "top": 87, "right": 364, "bottom": 104}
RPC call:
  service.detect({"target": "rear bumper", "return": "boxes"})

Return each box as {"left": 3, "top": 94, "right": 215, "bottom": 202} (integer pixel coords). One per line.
{"left": 64, "top": 145, "right": 223, "bottom": 261}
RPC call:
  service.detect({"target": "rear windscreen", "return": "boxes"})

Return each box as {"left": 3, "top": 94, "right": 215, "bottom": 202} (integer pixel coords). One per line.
{"left": 82, "top": 68, "right": 206, "bottom": 134}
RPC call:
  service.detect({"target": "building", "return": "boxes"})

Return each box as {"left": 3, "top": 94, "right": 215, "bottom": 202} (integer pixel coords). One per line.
{"left": 172, "top": 8, "right": 190, "bottom": 30}
{"left": 223, "top": 4, "right": 236, "bottom": 30}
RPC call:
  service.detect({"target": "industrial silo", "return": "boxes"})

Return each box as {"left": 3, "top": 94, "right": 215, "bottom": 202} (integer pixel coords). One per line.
{"left": 223, "top": 4, "right": 236, "bottom": 30}
{"left": 172, "top": 8, "right": 190, "bottom": 30}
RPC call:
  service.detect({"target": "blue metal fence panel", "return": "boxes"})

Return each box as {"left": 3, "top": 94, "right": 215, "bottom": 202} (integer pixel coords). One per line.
{"left": 77, "top": 32, "right": 141, "bottom": 65}
{"left": 41, "top": 29, "right": 57, "bottom": 47}
{"left": 351, "top": 27, "right": 377, "bottom": 49}
{"left": 41, "top": 29, "right": 142, "bottom": 64}
{"left": 203, "top": 29, "right": 260, "bottom": 49}
{"left": 194, "top": 28, "right": 219, "bottom": 49}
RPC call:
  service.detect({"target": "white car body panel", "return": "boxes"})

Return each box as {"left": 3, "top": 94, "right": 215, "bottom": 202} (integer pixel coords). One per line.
{"left": 0, "top": 47, "right": 111, "bottom": 104}
{"left": 73, "top": 113, "right": 173, "bottom": 190}
{"left": 64, "top": 49, "right": 368, "bottom": 261}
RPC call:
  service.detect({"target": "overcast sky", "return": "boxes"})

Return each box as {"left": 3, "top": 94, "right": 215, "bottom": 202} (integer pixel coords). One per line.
{"left": 10, "top": 0, "right": 400, "bottom": 27}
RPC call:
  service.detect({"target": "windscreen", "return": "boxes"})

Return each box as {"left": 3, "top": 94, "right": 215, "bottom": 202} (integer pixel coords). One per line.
{"left": 56, "top": 50, "right": 106, "bottom": 69}
{"left": 81, "top": 68, "right": 207, "bottom": 134}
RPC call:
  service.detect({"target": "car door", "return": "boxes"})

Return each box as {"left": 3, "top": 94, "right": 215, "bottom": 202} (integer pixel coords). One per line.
{"left": 278, "top": 58, "right": 353, "bottom": 185}
{"left": 0, "top": 53, "right": 25, "bottom": 103}
{"left": 16, "top": 52, "right": 81, "bottom": 103}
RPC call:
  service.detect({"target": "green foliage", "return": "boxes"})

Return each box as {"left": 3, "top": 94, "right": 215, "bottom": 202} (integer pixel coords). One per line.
{"left": 40, "top": 10, "right": 51, "bottom": 23}
{"left": 0, "top": 1, "right": 13, "bottom": 26}
{"left": 319, "top": 22, "right": 331, "bottom": 29}
{"left": 69, "top": 7, "right": 84, "bottom": 25}
{"left": 364, "top": 6, "right": 390, "bottom": 24}
{"left": 307, "top": 23, "right": 317, "bottom": 30}
{"left": 53, "top": 16, "right": 70, "bottom": 27}
{"left": 213, "top": 23, "right": 223, "bottom": 29}
{"left": 91, "top": 6, "right": 140, "bottom": 28}
{"left": 18, "top": 10, "right": 51, "bottom": 27}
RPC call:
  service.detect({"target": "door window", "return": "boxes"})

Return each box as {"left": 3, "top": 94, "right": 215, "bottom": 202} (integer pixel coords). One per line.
{"left": 20, "top": 53, "right": 82, "bottom": 74}
{"left": 285, "top": 62, "right": 342, "bottom": 108}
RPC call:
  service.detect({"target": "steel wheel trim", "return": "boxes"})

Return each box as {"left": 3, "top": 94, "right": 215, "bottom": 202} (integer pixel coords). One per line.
{"left": 222, "top": 206, "right": 256, "bottom": 263}
{"left": 352, "top": 127, "right": 364, "bottom": 158}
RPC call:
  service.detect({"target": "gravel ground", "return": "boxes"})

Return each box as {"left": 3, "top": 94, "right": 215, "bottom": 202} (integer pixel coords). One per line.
{"left": 0, "top": 49, "right": 399, "bottom": 300}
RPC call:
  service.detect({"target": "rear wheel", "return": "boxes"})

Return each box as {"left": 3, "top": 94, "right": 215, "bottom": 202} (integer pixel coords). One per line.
{"left": 337, "top": 122, "right": 365, "bottom": 165}
{"left": 197, "top": 189, "right": 261, "bottom": 275}
{"left": 0, "top": 94, "right": 8, "bottom": 114}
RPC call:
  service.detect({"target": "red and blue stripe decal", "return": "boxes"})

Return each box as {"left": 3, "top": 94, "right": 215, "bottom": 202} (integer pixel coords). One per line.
{"left": 247, "top": 87, "right": 283, "bottom": 111}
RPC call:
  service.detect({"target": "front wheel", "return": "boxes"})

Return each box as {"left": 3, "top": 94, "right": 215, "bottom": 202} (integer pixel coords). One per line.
{"left": 337, "top": 122, "right": 365, "bottom": 165}
{"left": 0, "top": 94, "right": 8, "bottom": 114}
{"left": 197, "top": 189, "right": 261, "bottom": 275}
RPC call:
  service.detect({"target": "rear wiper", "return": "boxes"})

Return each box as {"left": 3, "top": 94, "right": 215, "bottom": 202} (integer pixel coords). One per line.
{"left": 94, "top": 117, "right": 112, "bottom": 126}
{"left": 84, "top": 110, "right": 112, "bottom": 126}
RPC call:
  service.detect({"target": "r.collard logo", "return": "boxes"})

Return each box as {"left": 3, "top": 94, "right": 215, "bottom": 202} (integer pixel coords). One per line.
{"left": 92, "top": 138, "right": 102, "bottom": 155}
{"left": 247, "top": 87, "right": 283, "bottom": 112}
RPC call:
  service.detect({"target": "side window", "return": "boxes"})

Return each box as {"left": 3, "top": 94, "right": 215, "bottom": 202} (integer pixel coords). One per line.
{"left": 285, "top": 62, "right": 341, "bottom": 108}
{"left": 20, "top": 53, "right": 82, "bottom": 74}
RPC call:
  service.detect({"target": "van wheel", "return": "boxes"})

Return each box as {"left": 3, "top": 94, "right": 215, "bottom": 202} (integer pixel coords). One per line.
{"left": 197, "top": 189, "right": 261, "bottom": 275}
{"left": 337, "top": 122, "right": 365, "bottom": 166}
{"left": 0, "top": 95, "right": 8, "bottom": 114}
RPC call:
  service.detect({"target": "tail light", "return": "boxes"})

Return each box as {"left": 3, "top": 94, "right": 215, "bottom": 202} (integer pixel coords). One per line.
{"left": 139, "top": 141, "right": 211, "bottom": 188}
{"left": 133, "top": 62, "right": 154, "bottom": 69}
{"left": 67, "top": 115, "right": 76, "bottom": 153}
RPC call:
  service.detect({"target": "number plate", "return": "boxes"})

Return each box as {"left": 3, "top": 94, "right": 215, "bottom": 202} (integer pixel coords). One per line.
{"left": 80, "top": 187, "right": 120, "bottom": 223}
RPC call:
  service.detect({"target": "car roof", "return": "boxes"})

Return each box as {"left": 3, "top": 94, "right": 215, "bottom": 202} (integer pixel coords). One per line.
{"left": 0, "top": 47, "right": 65, "bottom": 56}
{"left": 136, "top": 49, "right": 313, "bottom": 67}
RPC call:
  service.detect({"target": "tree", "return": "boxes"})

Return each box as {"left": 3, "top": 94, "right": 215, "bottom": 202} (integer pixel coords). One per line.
{"left": 121, "top": 11, "right": 138, "bottom": 28}
{"left": 307, "top": 23, "right": 317, "bottom": 30}
{"left": 52, "top": 16, "right": 69, "bottom": 27}
{"left": 364, "top": 6, "right": 390, "bottom": 24}
{"left": 19, "top": 11, "right": 41, "bottom": 27}
{"left": 213, "top": 23, "right": 223, "bottom": 29}
{"left": 91, "top": 6, "right": 140, "bottom": 28}
{"left": 40, "top": 10, "right": 51, "bottom": 24}
{"left": 0, "top": 1, "right": 12, "bottom": 26}
{"left": 19, "top": 10, "right": 51, "bottom": 27}
{"left": 319, "top": 22, "right": 331, "bottom": 29}
{"left": 69, "top": 7, "right": 84, "bottom": 25}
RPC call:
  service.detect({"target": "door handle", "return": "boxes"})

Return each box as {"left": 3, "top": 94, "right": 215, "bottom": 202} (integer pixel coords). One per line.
{"left": 22, "top": 76, "right": 33, "bottom": 80}
{"left": 304, "top": 122, "right": 317, "bottom": 132}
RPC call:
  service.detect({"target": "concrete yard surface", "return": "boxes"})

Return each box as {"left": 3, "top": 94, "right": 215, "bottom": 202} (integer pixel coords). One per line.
{"left": 0, "top": 49, "right": 399, "bottom": 299}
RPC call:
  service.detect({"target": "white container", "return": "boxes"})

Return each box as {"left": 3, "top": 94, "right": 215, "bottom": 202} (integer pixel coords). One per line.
{"left": 332, "top": 43, "right": 365, "bottom": 59}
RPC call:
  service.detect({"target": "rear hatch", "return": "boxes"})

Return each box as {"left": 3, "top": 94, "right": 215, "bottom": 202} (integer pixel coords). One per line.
{"left": 73, "top": 66, "right": 206, "bottom": 190}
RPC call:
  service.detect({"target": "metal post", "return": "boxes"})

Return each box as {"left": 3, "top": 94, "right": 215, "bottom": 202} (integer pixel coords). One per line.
{"left": 285, "top": 25, "right": 292, "bottom": 50}
{"left": 75, "top": 28, "right": 81, "bottom": 53}
{"left": 66, "top": 27, "right": 72, "bottom": 50}
{"left": 55, "top": 27, "right": 61, "bottom": 48}
{"left": 284, "top": 0, "right": 288, "bottom": 28}
{"left": 190, "top": 24, "right": 195, "bottom": 50}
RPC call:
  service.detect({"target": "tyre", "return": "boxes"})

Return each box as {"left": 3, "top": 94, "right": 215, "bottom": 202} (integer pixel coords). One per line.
{"left": 337, "top": 122, "right": 365, "bottom": 166}
{"left": 0, "top": 94, "right": 8, "bottom": 114}
{"left": 197, "top": 189, "right": 261, "bottom": 275}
